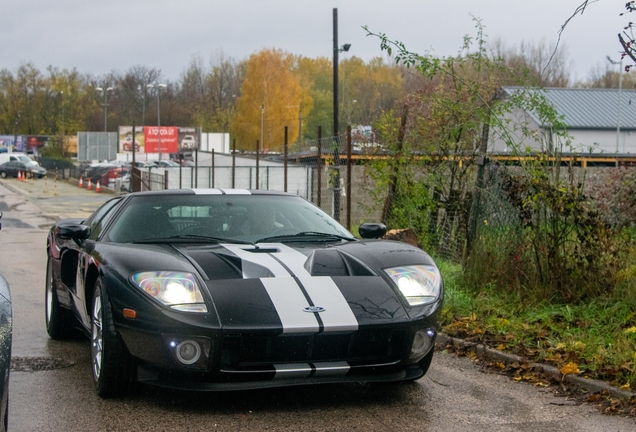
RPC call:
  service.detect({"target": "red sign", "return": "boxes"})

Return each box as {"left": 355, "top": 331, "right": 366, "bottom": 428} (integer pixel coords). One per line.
{"left": 144, "top": 127, "right": 179, "bottom": 153}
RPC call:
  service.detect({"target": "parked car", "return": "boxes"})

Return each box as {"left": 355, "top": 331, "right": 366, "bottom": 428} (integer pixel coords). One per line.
{"left": 45, "top": 189, "right": 443, "bottom": 397}
{"left": 180, "top": 135, "right": 196, "bottom": 149}
{"left": 0, "top": 161, "right": 47, "bottom": 178}
{"left": 0, "top": 152, "right": 39, "bottom": 166}
{"left": 154, "top": 160, "right": 180, "bottom": 168}
{"left": 122, "top": 135, "right": 140, "bottom": 152}
{"left": 133, "top": 161, "right": 158, "bottom": 169}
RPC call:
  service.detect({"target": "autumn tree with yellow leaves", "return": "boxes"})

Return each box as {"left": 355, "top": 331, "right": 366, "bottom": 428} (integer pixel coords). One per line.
{"left": 232, "top": 49, "right": 308, "bottom": 152}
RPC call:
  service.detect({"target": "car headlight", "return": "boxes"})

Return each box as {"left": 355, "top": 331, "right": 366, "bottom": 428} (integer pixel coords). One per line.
{"left": 384, "top": 265, "right": 442, "bottom": 306}
{"left": 131, "top": 271, "right": 207, "bottom": 313}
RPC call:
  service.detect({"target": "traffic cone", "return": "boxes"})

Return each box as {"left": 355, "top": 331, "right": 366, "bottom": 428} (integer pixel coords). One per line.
{"left": 17, "top": 171, "right": 21, "bottom": 181}
{"left": 79, "top": 176, "right": 84, "bottom": 188}
{"left": 95, "top": 181, "right": 101, "bottom": 193}
{"left": 87, "top": 178, "right": 93, "bottom": 190}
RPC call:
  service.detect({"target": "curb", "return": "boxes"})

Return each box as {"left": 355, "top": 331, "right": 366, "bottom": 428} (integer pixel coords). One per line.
{"left": 436, "top": 333, "right": 635, "bottom": 400}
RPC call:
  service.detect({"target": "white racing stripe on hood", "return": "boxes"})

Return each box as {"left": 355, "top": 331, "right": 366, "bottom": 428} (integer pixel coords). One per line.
{"left": 221, "top": 244, "right": 289, "bottom": 278}
{"left": 257, "top": 243, "right": 311, "bottom": 277}
{"left": 220, "top": 243, "right": 358, "bottom": 334}
{"left": 298, "top": 276, "right": 358, "bottom": 332}
{"left": 261, "top": 277, "right": 319, "bottom": 334}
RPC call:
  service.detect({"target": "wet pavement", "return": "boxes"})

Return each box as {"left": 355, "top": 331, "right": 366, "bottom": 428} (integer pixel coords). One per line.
{"left": 1, "top": 178, "right": 636, "bottom": 431}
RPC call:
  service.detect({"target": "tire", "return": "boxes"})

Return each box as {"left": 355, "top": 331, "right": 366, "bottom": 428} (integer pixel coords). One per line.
{"left": 45, "top": 257, "right": 75, "bottom": 339}
{"left": 0, "top": 172, "right": 6, "bottom": 179}
{"left": 91, "top": 278, "right": 135, "bottom": 398}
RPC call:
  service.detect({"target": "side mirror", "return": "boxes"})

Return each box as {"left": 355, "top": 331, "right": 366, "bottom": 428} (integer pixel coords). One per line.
{"left": 56, "top": 224, "right": 91, "bottom": 241}
{"left": 358, "top": 223, "right": 387, "bottom": 239}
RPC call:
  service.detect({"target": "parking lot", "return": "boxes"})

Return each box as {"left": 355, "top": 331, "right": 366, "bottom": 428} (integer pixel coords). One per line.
{"left": 0, "top": 177, "right": 635, "bottom": 431}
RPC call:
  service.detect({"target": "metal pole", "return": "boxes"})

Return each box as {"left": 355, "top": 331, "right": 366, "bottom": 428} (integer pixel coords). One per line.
{"left": 317, "top": 126, "right": 322, "bottom": 207}
{"left": 260, "top": 105, "right": 264, "bottom": 152}
{"left": 346, "top": 125, "right": 352, "bottom": 231}
{"left": 618, "top": 58, "right": 623, "bottom": 154}
{"left": 256, "top": 140, "right": 260, "bottom": 190}
{"left": 284, "top": 126, "right": 288, "bottom": 192}
{"left": 104, "top": 90, "right": 108, "bottom": 132}
{"left": 211, "top": 148, "right": 215, "bottom": 188}
{"left": 333, "top": 8, "right": 339, "bottom": 138}
{"left": 157, "top": 87, "right": 161, "bottom": 162}
{"left": 608, "top": 56, "right": 623, "bottom": 163}
{"left": 232, "top": 138, "right": 236, "bottom": 188}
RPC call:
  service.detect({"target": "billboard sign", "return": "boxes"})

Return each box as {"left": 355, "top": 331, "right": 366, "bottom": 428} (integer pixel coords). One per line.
{"left": 117, "top": 126, "right": 197, "bottom": 154}
{"left": 144, "top": 126, "right": 179, "bottom": 153}
{"left": 118, "top": 126, "right": 145, "bottom": 153}
{"left": 178, "top": 127, "right": 199, "bottom": 151}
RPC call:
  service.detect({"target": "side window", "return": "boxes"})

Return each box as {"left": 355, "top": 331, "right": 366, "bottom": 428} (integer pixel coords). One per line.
{"left": 87, "top": 197, "right": 122, "bottom": 240}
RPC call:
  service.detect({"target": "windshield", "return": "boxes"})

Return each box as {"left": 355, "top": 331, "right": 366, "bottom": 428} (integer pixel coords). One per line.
{"left": 104, "top": 193, "right": 353, "bottom": 243}
{"left": 17, "top": 155, "right": 37, "bottom": 165}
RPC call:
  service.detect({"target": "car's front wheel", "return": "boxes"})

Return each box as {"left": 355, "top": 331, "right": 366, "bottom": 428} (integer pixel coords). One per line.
{"left": 45, "top": 257, "right": 75, "bottom": 339}
{"left": 91, "top": 278, "right": 135, "bottom": 397}
{"left": 0, "top": 172, "right": 6, "bottom": 179}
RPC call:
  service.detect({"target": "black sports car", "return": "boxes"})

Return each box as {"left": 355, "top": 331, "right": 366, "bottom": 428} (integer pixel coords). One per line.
{"left": 45, "top": 189, "right": 443, "bottom": 397}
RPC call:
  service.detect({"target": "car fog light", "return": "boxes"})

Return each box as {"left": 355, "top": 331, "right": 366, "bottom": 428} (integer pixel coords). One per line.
{"left": 408, "top": 329, "right": 434, "bottom": 363}
{"left": 176, "top": 340, "right": 201, "bottom": 365}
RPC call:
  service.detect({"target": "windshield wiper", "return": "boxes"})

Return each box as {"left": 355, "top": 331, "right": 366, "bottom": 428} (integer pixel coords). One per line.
{"left": 132, "top": 234, "right": 253, "bottom": 244}
{"left": 256, "top": 231, "right": 355, "bottom": 243}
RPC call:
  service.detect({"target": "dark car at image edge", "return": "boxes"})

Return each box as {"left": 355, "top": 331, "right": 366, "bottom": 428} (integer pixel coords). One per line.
{"left": 45, "top": 189, "right": 443, "bottom": 397}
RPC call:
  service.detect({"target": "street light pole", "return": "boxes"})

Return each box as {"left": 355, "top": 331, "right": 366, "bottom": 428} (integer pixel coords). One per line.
{"left": 96, "top": 86, "right": 113, "bottom": 132}
{"left": 147, "top": 82, "right": 167, "bottom": 160}
{"left": 260, "top": 104, "right": 264, "bottom": 152}
{"left": 332, "top": 7, "right": 350, "bottom": 222}
{"left": 607, "top": 56, "right": 623, "bottom": 156}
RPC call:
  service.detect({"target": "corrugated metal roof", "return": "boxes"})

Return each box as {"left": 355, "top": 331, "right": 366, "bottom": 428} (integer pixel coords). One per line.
{"left": 502, "top": 87, "right": 636, "bottom": 130}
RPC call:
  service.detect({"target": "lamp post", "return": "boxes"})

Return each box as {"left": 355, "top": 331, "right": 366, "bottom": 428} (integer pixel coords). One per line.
{"left": 59, "top": 91, "right": 65, "bottom": 152}
{"left": 260, "top": 104, "right": 264, "bottom": 152}
{"left": 138, "top": 85, "right": 147, "bottom": 126}
{"left": 333, "top": 8, "right": 350, "bottom": 137}
{"left": 96, "top": 86, "right": 114, "bottom": 132}
{"left": 147, "top": 82, "right": 167, "bottom": 160}
{"left": 607, "top": 55, "right": 623, "bottom": 156}
{"left": 332, "top": 7, "right": 350, "bottom": 222}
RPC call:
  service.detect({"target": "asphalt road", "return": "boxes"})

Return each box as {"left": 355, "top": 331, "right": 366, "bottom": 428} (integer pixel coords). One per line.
{"left": 0, "top": 178, "right": 635, "bottom": 432}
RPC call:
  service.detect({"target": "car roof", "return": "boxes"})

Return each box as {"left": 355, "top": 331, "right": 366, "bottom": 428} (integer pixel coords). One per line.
{"left": 126, "top": 188, "right": 297, "bottom": 198}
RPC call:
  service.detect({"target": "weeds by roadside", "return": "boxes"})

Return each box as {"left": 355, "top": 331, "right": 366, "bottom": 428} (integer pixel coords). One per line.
{"left": 438, "top": 260, "right": 636, "bottom": 393}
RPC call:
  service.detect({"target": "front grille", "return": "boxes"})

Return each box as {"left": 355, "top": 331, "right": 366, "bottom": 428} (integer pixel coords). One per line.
{"left": 220, "top": 329, "right": 408, "bottom": 369}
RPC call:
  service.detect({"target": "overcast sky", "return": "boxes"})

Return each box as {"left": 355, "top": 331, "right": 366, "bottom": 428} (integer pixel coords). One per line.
{"left": 1, "top": 0, "right": 629, "bottom": 84}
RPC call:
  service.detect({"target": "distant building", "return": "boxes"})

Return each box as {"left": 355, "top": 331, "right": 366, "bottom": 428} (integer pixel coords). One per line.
{"left": 491, "top": 87, "right": 636, "bottom": 154}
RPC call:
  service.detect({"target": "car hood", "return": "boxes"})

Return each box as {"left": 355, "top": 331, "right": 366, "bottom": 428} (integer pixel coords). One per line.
{"left": 95, "top": 240, "right": 439, "bottom": 332}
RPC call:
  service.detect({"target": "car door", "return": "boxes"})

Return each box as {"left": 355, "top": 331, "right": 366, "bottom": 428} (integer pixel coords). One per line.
{"left": 72, "top": 197, "right": 123, "bottom": 328}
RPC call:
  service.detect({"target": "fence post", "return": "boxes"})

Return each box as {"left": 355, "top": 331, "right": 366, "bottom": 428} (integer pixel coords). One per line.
{"left": 211, "top": 149, "right": 215, "bottom": 188}
{"left": 381, "top": 103, "right": 408, "bottom": 225}
{"left": 284, "top": 127, "right": 288, "bottom": 192}
{"left": 256, "top": 140, "right": 260, "bottom": 190}
{"left": 164, "top": 170, "right": 169, "bottom": 190}
{"left": 317, "top": 126, "right": 322, "bottom": 207}
{"left": 232, "top": 139, "right": 236, "bottom": 188}
{"left": 347, "top": 125, "right": 352, "bottom": 231}
{"left": 179, "top": 154, "right": 183, "bottom": 189}
{"left": 333, "top": 132, "right": 341, "bottom": 222}
{"left": 466, "top": 95, "right": 495, "bottom": 262}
